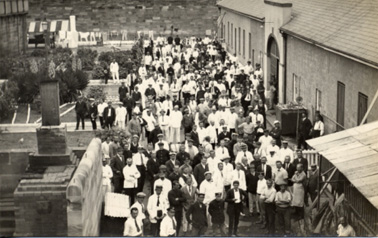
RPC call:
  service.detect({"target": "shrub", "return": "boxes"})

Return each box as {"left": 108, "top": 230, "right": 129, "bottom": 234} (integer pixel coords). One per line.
{"left": 86, "top": 85, "right": 107, "bottom": 101}
{"left": 98, "top": 50, "right": 136, "bottom": 78}
{"left": 77, "top": 48, "right": 98, "bottom": 70}
{"left": 0, "top": 80, "right": 19, "bottom": 121}
{"left": 93, "top": 61, "right": 109, "bottom": 80}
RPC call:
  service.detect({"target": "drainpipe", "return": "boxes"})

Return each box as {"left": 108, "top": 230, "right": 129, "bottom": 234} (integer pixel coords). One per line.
{"left": 283, "top": 32, "right": 287, "bottom": 104}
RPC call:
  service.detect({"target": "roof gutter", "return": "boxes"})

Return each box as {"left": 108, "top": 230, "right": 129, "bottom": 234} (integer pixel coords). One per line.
{"left": 281, "top": 28, "right": 378, "bottom": 70}
{"left": 217, "top": 5, "right": 265, "bottom": 23}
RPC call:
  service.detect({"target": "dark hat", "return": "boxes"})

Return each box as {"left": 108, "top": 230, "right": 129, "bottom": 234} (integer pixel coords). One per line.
{"left": 158, "top": 142, "right": 164, "bottom": 146}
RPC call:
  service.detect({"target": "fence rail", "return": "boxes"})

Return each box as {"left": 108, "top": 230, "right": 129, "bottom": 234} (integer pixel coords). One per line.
{"left": 302, "top": 149, "right": 320, "bottom": 169}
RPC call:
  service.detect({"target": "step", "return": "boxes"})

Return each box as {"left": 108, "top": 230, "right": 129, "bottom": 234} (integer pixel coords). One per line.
{"left": 0, "top": 201, "right": 14, "bottom": 207}
{"left": 0, "top": 227, "right": 14, "bottom": 237}
{"left": 0, "top": 217, "right": 15, "bottom": 228}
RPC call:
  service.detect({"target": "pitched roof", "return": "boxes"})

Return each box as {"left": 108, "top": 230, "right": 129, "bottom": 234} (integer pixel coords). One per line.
{"left": 217, "top": 0, "right": 265, "bottom": 20}
{"left": 307, "top": 120, "right": 378, "bottom": 210}
{"left": 218, "top": 0, "right": 378, "bottom": 66}
{"left": 281, "top": 0, "right": 378, "bottom": 66}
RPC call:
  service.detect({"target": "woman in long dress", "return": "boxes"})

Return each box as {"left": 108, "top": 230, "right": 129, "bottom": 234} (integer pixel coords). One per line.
{"left": 291, "top": 163, "right": 308, "bottom": 235}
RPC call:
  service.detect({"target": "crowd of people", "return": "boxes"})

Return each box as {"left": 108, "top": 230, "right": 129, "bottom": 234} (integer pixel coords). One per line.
{"left": 85, "top": 34, "right": 328, "bottom": 237}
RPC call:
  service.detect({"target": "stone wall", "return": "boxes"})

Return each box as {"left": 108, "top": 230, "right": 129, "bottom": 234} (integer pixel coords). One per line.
{"left": 66, "top": 137, "right": 103, "bottom": 236}
{"left": 286, "top": 35, "right": 378, "bottom": 133}
{"left": 27, "top": 0, "right": 218, "bottom": 36}
{"left": 0, "top": 14, "right": 27, "bottom": 57}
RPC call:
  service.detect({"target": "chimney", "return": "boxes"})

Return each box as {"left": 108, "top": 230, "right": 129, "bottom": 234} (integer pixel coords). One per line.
{"left": 264, "top": 0, "right": 293, "bottom": 26}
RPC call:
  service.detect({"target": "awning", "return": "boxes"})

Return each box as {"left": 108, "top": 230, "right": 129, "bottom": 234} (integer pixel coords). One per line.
{"left": 28, "top": 20, "right": 70, "bottom": 33}
{"left": 307, "top": 120, "right": 378, "bottom": 210}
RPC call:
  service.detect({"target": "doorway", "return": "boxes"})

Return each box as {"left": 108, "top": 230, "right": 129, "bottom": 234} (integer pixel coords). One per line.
{"left": 267, "top": 36, "right": 280, "bottom": 106}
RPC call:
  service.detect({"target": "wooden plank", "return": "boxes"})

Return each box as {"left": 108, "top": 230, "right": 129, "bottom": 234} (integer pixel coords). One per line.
{"left": 309, "top": 167, "right": 337, "bottom": 210}
{"left": 352, "top": 174, "right": 378, "bottom": 187}
{"left": 326, "top": 149, "right": 376, "bottom": 164}
{"left": 342, "top": 163, "right": 378, "bottom": 179}
{"left": 312, "top": 137, "right": 356, "bottom": 152}
{"left": 307, "top": 129, "right": 356, "bottom": 147}
{"left": 367, "top": 196, "right": 378, "bottom": 210}
{"left": 321, "top": 144, "right": 372, "bottom": 161}
{"left": 332, "top": 154, "right": 378, "bottom": 170}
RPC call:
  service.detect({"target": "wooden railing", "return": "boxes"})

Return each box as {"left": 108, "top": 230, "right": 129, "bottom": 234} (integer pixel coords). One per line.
{"left": 0, "top": 0, "right": 28, "bottom": 16}
{"left": 302, "top": 149, "right": 320, "bottom": 169}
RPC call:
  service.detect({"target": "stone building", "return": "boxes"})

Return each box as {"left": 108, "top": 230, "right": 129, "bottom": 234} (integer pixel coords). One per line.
{"left": 217, "top": 0, "right": 378, "bottom": 133}
{"left": 0, "top": 0, "right": 28, "bottom": 57}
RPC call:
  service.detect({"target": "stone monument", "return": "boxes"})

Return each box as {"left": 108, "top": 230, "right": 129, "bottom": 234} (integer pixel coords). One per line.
{"left": 13, "top": 65, "right": 79, "bottom": 236}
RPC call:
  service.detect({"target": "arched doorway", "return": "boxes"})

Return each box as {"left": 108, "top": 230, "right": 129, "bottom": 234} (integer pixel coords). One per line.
{"left": 267, "top": 36, "right": 279, "bottom": 107}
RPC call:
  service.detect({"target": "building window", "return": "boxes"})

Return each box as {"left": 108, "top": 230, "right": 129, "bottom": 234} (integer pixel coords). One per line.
{"left": 259, "top": 51, "right": 263, "bottom": 68}
{"left": 223, "top": 24, "right": 225, "bottom": 39}
{"left": 227, "top": 22, "right": 230, "bottom": 44}
{"left": 336, "top": 82, "right": 345, "bottom": 131}
{"left": 252, "top": 49, "right": 255, "bottom": 65}
{"left": 238, "top": 27, "right": 241, "bottom": 54}
{"left": 235, "top": 28, "right": 237, "bottom": 52}
{"left": 231, "top": 23, "right": 233, "bottom": 48}
{"left": 315, "top": 89, "right": 322, "bottom": 111}
{"left": 249, "top": 33, "right": 252, "bottom": 59}
{"left": 293, "top": 74, "right": 300, "bottom": 101}
{"left": 242, "top": 30, "right": 245, "bottom": 58}
{"left": 358, "top": 92, "right": 368, "bottom": 125}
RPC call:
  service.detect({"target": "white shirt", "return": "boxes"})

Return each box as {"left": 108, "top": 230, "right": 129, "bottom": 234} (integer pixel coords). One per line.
{"left": 178, "top": 174, "right": 198, "bottom": 188}
{"left": 102, "top": 165, "right": 113, "bottom": 187}
{"left": 154, "top": 179, "right": 172, "bottom": 198}
{"left": 129, "top": 201, "right": 146, "bottom": 221}
{"left": 235, "top": 150, "right": 254, "bottom": 165}
{"left": 207, "top": 125, "right": 218, "bottom": 144}
{"left": 215, "top": 146, "right": 230, "bottom": 161}
{"left": 197, "top": 127, "right": 208, "bottom": 144}
{"left": 208, "top": 113, "right": 219, "bottom": 127}
{"left": 102, "top": 142, "right": 110, "bottom": 159}
{"left": 132, "top": 152, "right": 148, "bottom": 166}
{"left": 123, "top": 164, "right": 140, "bottom": 188}
{"left": 222, "top": 162, "right": 234, "bottom": 186}
{"left": 154, "top": 140, "right": 170, "bottom": 152}
{"left": 279, "top": 147, "right": 294, "bottom": 162}
{"left": 147, "top": 193, "right": 169, "bottom": 223}
{"left": 261, "top": 187, "right": 276, "bottom": 203}
{"left": 266, "top": 145, "right": 280, "bottom": 155}
{"left": 115, "top": 107, "right": 127, "bottom": 121}
{"left": 234, "top": 189, "right": 241, "bottom": 203}
{"left": 256, "top": 178, "right": 267, "bottom": 194}
{"left": 123, "top": 217, "right": 143, "bottom": 236}
{"left": 160, "top": 216, "right": 177, "bottom": 237}
{"left": 170, "top": 110, "right": 183, "bottom": 128}
{"left": 230, "top": 169, "right": 247, "bottom": 191}
{"left": 97, "top": 102, "right": 108, "bottom": 117}
{"left": 110, "top": 62, "right": 119, "bottom": 72}
{"left": 228, "top": 113, "right": 238, "bottom": 129}
{"left": 313, "top": 120, "right": 324, "bottom": 136}
{"left": 212, "top": 169, "right": 226, "bottom": 192}
{"left": 250, "top": 113, "right": 264, "bottom": 126}
{"left": 207, "top": 157, "right": 222, "bottom": 174}
{"left": 200, "top": 179, "right": 216, "bottom": 205}
{"left": 259, "top": 135, "right": 274, "bottom": 153}
{"left": 143, "top": 114, "right": 156, "bottom": 132}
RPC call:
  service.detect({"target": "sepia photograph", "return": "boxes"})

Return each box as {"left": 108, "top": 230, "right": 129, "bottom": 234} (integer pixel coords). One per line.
{"left": 0, "top": 0, "right": 377, "bottom": 236}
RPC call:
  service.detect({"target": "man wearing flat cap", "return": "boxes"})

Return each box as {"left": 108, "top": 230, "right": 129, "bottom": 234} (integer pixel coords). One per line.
{"left": 147, "top": 184, "right": 169, "bottom": 236}
{"left": 166, "top": 151, "right": 181, "bottom": 175}
{"left": 226, "top": 180, "right": 247, "bottom": 236}
{"left": 129, "top": 192, "right": 147, "bottom": 226}
{"left": 110, "top": 146, "right": 126, "bottom": 193}
{"left": 154, "top": 133, "right": 170, "bottom": 152}
{"left": 156, "top": 142, "right": 170, "bottom": 166}
{"left": 186, "top": 193, "right": 208, "bottom": 236}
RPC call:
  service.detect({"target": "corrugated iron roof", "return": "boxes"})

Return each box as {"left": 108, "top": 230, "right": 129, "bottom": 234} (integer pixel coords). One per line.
{"left": 218, "top": 0, "right": 378, "bottom": 66}
{"left": 217, "top": 0, "right": 265, "bottom": 19}
{"left": 307, "top": 120, "right": 378, "bottom": 210}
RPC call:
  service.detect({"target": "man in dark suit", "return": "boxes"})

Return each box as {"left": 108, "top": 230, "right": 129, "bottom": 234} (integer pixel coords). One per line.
{"left": 147, "top": 151, "right": 160, "bottom": 194}
{"left": 75, "top": 96, "right": 88, "bottom": 130}
{"left": 283, "top": 156, "right": 296, "bottom": 189}
{"left": 176, "top": 145, "right": 191, "bottom": 165}
{"left": 103, "top": 102, "right": 116, "bottom": 129}
{"left": 226, "top": 180, "right": 247, "bottom": 236}
{"left": 132, "top": 86, "right": 142, "bottom": 103}
{"left": 122, "top": 93, "right": 134, "bottom": 121}
{"left": 193, "top": 156, "right": 209, "bottom": 189}
{"left": 110, "top": 147, "right": 125, "bottom": 193}
{"left": 293, "top": 150, "right": 309, "bottom": 173}
{"left": 192, "top": 145, "right": 204, "bottom": 169}
{"left": 118, "top": 82, "right": 128, "bottom": 102}
{"left": 165, "top": 151, "right": 181, "bottom": 175}
{"left": 217, "top": 125, "right": 231, "bottom": 143}
{"left": 88, "top": 98, "right": 98, "bottom": 130}
{"left": 168, "top": 180, "right": 186, "bottom": 236}
{"left": 145, "top": 83, "right": 156, "bottom": 100}
{"left": 181, "top": 176, "right": 197, "bottom": 235}
{"left": 190, "top": 125, "right": 200, "bottom": 148}
{"left": 186, "top": 193, "right": 208, "bottom": 236}
{"left": 246, "top": 165, "right": 259, "bottom": 215}
{"left": 257, "top": 156, "right": 272, "bottom": 179}
{"left": 172, "top": 94, "right": 182, "bottom": 109}
{"left": 156, "top": 143, "right": 170, "bottom": 166}
{"left": 307, "top": 164, "right": 319, "bottom": 203}
{"left": 297, "top": 112, "right": 313, "bottom": 149}
{"left": 149, "top": 124, "right": 163, "bottom": 146}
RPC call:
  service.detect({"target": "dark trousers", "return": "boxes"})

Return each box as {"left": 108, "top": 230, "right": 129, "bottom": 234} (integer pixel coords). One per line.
{"left": 276, "top": 207, "right": 291, "bottom": 234}
{"left": 191, "top": 225, "right": 207, "bottom": 237}
{"left": 265, "top": 202, "right": 276, "bottom": 234}
{"left": 146, "top": 130, "right": 151, "bottom": 143}
{"left": 212, "top": 223, "right": 227, "bottom": 236}
{"left": 76, "top": 114, "right": 85, "bottom": 129}
{"left": 297, "top": 134, "right": 308, "bottom": 149}
{"left": 184, "top": 127, "right": 192, "bottom": 134}
{"left": 124, "top": 187, "right": 136, "bottom": 205}
{"left": 104, "top": 118, "right": 113, "bottom": 129}
{"left": 99, "top": 116, "right": 104, "bottom": 128}
{"left": 174, "top": 210, "right": 183, "bottom": 236}
{"left": 113, "top": 177, "right": 123, "bottom": 194}
{"left": 224, "top": 185, "right": 231, "bottom": 193}
{"left": 150, "top": 220, "right": 162, "bottom": 237}
{"left": 228, "top": 203, "right": 242, "bottom": 235}
{"left": 91, "top": 118, "right": 97, "bottom": 130}
{"left": 136, "top": 166, "right": 146, "bottom": 193}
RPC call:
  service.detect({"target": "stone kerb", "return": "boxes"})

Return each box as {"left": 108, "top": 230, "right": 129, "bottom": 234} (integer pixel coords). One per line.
{"left": 66, "top": 138, "right": 103, "bottom": 236}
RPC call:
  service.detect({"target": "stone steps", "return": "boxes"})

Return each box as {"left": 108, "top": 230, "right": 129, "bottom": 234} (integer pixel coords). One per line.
{"left": 0, "top": 197, "right": 16, "bottom": 237}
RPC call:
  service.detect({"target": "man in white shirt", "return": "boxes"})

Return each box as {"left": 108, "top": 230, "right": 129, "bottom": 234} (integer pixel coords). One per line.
{"left": 129, "top": 192, "right": 147, "bottom": 223}
{"left": 279, "top": 141, "right": 294, "bottom": 162}
{"left": 235, "top": 145, "right": 254, "bottom": 165}
{"left": 102, "top": 157, "right": 113, "bottom": 196}
{"left": 260, "top": 179, "right": 276, "bottom": 234}
{"left": 101, "top": 137, "right": 111, "bottom": 160}
{"left": 124, "top": 207, "right": 143, "bottom": 236}
{"left": 231, "top": 163, "right": 247, "bottom": 191}
{"left": 97, "top": 99, "right": 108, "bottom": 129}
{"left": 170, "top": 105, "right": 183, "bottom": 144}
{"left": 222, "top": 156, "right": 234, "bottom": 192}
{"left": 123, "top": 157, "right": 141, "bottom": 206}
{"left": 197, "top": 122, "right": 208, "bottom": 145}
{"left": 154, "top": 133, "right": 170, "bottom": 152}
{"left": 207, "top": 121, "right": 218, "bottom": 147}
{"left": 215, "top": 140, "right": 230, "bottom": 161}
{"left": 207, "top": 150, "right": 221, "bottom": 174}
{"left": 250, "top": 108, "right": 264, "bottom": 126}
{"left": 259, "top": 130, "right": 274, "bottom": 154}
{"left": 115, "top": 103, "right": 127, "bottom": 130}
{"left": 228, "top": 107, "right": 238, "bottom": 134}
{"left": 148, "top": 185, "right": 169, "bottom": 236}
{"left": 110, "top": 59, "right": 120, "bottom": 84}
{"left": 160, "top": 206, "right": 178, "bottom": 236}
{"left": 256, "top": 172, "right": 267, "bottom": 225}
{"left": 154, "top": 172, "right": 172, "bottom": 198}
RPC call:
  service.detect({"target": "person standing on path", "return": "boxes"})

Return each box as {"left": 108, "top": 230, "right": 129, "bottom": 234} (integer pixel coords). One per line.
{"left": 75, "top": 96, "right": 88, "bottom": 130}
{"left": 110, "top": 59, "right": 120, "bottom": 84}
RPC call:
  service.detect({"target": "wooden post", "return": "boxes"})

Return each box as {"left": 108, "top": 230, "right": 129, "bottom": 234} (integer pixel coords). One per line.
{"left": 309, "top": 167, "right": 337, "bottom": 210}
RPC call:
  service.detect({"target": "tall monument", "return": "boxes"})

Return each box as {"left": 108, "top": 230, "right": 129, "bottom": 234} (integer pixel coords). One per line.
{"left": 13, "top": 62, "right": 79, "bottom": 236}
